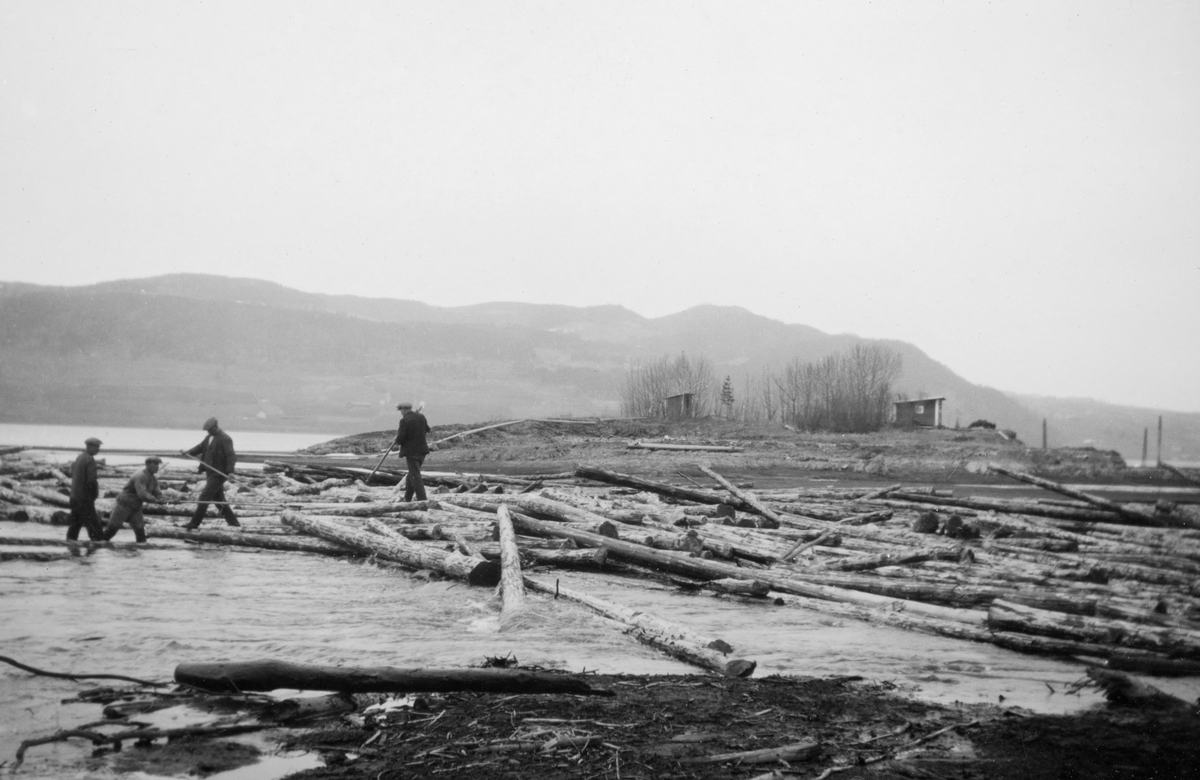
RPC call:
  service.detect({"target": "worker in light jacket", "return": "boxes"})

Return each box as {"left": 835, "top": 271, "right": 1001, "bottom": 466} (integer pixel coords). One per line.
{"left": 102, "top": 456, "right": 165, "bottom": 543}
{"left": 395, "top": 402, "right": 433, "bottom": 502}
{"left": 67, "top": 437, "right": 106, "bottom": 541}
{"left": 181, "top": 417, "right": 241, "bottom": 530}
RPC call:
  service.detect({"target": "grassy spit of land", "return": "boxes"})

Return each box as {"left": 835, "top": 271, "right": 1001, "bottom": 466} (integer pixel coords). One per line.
{"left": 299, "top": 418, "right": 1149, "bottom": 486}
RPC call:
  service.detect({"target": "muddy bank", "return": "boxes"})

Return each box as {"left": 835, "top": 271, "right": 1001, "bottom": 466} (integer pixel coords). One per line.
{"left": 278, "top": 672, "right": 1199, "bottom": 780}
{"left": 298, "top": 419, "right": 1178, "bottom": 486}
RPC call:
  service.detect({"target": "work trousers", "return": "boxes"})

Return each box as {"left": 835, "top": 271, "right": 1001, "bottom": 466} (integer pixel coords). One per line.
{"left": 187, "top": 475, "right": 240, "bottom": 528}
{"left": 404, "top": 454, "right": 428, "bottom": 502}
{"left": 66, "top": 497, "right": 105, "bottom": 541}
{"left": 103, "top": 501, "right": 147, "bottom": 543}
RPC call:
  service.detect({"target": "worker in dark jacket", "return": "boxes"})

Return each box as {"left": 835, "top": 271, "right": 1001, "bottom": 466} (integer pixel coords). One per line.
{"left": 102, "top": 456, "right": 165, "bottom": 543}
{"left": 67, "top": 437, "right": 105, "bottom": 541}
{"left": 181, "top": 417, "right": 240, "bottom": 530}
{"left": 395, "top": 402, "right": 433, "bottom": 502}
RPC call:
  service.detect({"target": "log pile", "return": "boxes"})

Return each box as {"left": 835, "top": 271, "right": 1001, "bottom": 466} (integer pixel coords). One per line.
{"left": 4, "top": 448, "right": 1200, "bottom": 679}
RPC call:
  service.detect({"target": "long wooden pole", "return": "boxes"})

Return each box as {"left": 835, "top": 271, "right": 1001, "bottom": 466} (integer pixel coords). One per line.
{"left": 365, "top": 442, "right": 396, "bottom": 484}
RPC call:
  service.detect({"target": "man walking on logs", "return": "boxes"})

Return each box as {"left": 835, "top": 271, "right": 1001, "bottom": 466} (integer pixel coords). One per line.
{"left": 66, "top": 436, "right": 106, "bottom": 541}
{"left": 103, "top": 456, "right": 165, "bottom": 543}
{"left": 181, "top": 417, "right": 240, "bottom": 530}
{"left": 395, "top": 401, "right": 432, "bottom": 502}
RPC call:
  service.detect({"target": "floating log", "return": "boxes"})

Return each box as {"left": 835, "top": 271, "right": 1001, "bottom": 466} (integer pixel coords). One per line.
{"left": 174, "top": 659, "right": 606, "bottom": 695}
{"left": 987, "top": 464, "right": 1182, "bottom": 527}
{"left": 496, "top": 505, "right": 531, "bottom": 632}
{"left": 523, "top": 576, "right": 755, "bottom": 677}
{"left": 574, "top": 466, "right": 746, "bottom": 510}
{"left": 508, "top": 513, "right": 984, "bottom": 624}
{"left": 515, "top": 495, "right": 621, "bottom": 538}
{"left": 888, "top": 491, "right": 1126, "bottom": 523}
{"left": 697, "top": 465, "right": 784, "bottom": 528}
{"left": 149, "top": 525, "right": 361, "bottom": 556}
{"left": 282, "top": 510, "right": 500, "bottom": 586}
{"left": 988, "top": 599, "right": 1200, "bottom": 658}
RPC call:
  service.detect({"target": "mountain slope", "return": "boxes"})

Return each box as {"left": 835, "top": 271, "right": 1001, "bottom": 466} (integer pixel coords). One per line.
{"left": 0, "top": 274, "right": 1190, "bottom": 461}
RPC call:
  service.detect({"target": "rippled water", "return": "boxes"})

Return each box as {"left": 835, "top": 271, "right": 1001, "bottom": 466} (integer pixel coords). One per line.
{"left": 4, "top": 520, "right": 1197, "bottom": 779}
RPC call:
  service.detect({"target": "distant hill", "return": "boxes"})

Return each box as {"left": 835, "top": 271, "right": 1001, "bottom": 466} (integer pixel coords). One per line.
{"left": 0, "top": 274, "right": 1194, "bottom": 462}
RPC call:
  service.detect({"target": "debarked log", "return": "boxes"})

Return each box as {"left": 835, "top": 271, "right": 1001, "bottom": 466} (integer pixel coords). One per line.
{"left": 508, "top": 514, "right": 985, "bottom": 625}
{"left": 149, "top": 525, "right": 362, "bottom": 556}
{"left": 523, "top": 576, "right": 755, "bottom": 677}
{"left": 471, "top": 543, "right": 609, "bottom": 569}
{"left": 174, "top": 660, "right": 607, "bottom": 695}
{"left": 574, "top": 466, "right": 747, "bottom": 510}
{"left": 496, "top": 505, "right": 531, "bottom": 632}
{"left": 282, "top": 510, "right": 500, "bottom": 586}
{"left": 988, "top": 599, "right": 1200, "bottom": 659}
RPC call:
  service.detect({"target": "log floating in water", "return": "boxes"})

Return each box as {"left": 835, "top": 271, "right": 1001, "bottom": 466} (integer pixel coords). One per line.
{"left": 987, "top": 464, "right": 1186, "bottom": 527}
{"left": 282, "top": 510, "right": 500, "bottom": 586}
{"left": 523, "top": 576, "right": 755, "bottom": 677}
{"left": 174, "top": 659, "right": 607, "bottom": 695}
{"left": 697, "top": 465, "right": 784, "bottom": 528}
{"left": 496, "top": 505, "right": 531, "bottom": 632}
{"left": 574, "top": 465, "right": 747, "bottom": 510}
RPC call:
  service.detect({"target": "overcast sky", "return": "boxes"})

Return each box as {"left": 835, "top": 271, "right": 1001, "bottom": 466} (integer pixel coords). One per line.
{"left": 2, "top": 1, "right": 1197, "bottom": 412}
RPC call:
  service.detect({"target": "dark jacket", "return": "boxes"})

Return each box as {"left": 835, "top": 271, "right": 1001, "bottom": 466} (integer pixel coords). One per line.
{"left": 187, "top": 428, "right": 237, "bottom": 478}
{"left": 70, "top": 451, "right": 99, "bottom": 502}
{"left": 395, "top": 411, "right": 431, "bottom": 457}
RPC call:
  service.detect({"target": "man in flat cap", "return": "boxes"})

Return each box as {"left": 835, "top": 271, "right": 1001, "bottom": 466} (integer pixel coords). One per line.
{"left": 395, "top": 401, "right": 432, "bottom": 502}
{"left": 102, "top": 456, "right": 165, "bottom": 543}
{"left": 66, "top": 437, "right": 105, "bottom": 541}
{"left": 181, "top": 417, "right": 240, "bottom": 530}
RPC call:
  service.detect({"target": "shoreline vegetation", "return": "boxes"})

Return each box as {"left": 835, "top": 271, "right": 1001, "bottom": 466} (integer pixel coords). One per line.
{"left": 3, "top": 419, "right": 1199, "bottom": 779}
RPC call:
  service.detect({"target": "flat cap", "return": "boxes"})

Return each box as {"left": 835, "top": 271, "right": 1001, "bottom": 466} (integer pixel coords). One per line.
{"left": 145, "top": 455, "right": 163, "bottom": 464}
{"left": 202, "top": 417, "right": 218, "bottom": 430}
{"left": 397, "top": 401, "right": 413, "bottom": 410}
{"left": 84, "top": 437, "right": 102, "bottom": 446}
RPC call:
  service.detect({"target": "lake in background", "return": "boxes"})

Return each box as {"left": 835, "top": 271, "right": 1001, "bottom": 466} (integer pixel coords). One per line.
{"left": 0, "top": 423, "right": 335, "bottom": 455}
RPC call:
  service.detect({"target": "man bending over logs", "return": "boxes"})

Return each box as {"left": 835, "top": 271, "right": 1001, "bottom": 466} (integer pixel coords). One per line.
{"left": 182, "top": 417, "right": 240, "bottom": 530}
{"left": 66, "top": 437, "right": 105, "bottom": 541}
{"left": 103, "top": 456, "right": 165, "bottom": 543}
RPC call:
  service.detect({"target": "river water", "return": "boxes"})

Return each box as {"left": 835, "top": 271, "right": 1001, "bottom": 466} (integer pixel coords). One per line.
{"left": 3, "top": 425, "right": 1199, "bottom": 779}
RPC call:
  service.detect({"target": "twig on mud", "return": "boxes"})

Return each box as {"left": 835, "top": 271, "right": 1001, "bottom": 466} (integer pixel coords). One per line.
{"left": 0, "top": 655, "right": 165, "bottom": 687}
{"left": 13, "top": 723, "right": 272, "bottom": 770}
{"left": 806, "top": 719, "right": 982, "bottom": 779}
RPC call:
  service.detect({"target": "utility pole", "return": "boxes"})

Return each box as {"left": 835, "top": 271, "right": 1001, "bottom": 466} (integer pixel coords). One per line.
{"left": 1142, "top": 428, "right": 1149, "bottom": 467}
{"left": 1157, "top": 415, "right": 1163, "bottom": 466}
{"left": 1042, "top": 418, "right": 1047, "bottom": 450}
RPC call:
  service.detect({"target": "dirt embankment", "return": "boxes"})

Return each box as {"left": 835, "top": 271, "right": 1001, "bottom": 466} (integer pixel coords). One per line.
{"left": 300, "top": 419, "right": 1144, "bottom": 485}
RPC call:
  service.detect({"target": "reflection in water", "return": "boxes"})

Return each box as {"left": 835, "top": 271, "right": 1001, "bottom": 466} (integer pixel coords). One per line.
{"left": 0, "top": 519, "right": 1161, "bottom": 778}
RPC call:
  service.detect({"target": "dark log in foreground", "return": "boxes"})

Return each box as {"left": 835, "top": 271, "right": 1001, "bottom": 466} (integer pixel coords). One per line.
{"left": 174, "top": 659, "right": 608, "bottom": 695}
{"left": 1106, "top": 651, "right": 1200, "bottom": 677}
{"left": 282, "top": 510, "right": 500, "bottom": 586}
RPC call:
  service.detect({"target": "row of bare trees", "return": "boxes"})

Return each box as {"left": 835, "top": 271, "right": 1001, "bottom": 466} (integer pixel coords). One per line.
{"left": 620, "top": 345, "right": 903, "bottom": 433}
